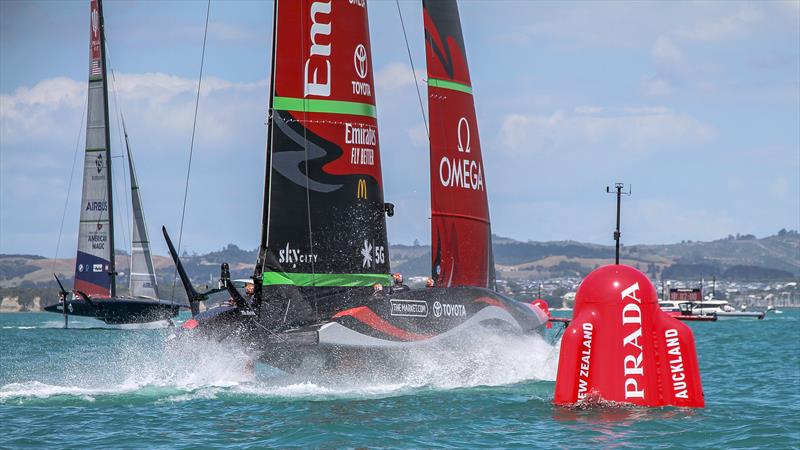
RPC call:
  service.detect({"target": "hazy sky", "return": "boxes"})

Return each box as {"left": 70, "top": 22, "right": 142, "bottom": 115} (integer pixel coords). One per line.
{"left": 1, "top": 0, "right": 798, "bottom": 258}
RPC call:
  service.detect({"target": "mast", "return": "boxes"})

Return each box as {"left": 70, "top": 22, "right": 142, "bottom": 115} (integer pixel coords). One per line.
{"left": 99, "top": 0, "right": 115, "bottom": 296}
{"left": 74, "top": 0, "right": 115, "bottom": 298}
{"left": 255, "top": 0, "right": 280, "bottom": 279}
{"left": 258, "top": 0, "right": 391, "bottom": 297}
{"left": 424, "top": 0, "right": 493, "bottom": 288}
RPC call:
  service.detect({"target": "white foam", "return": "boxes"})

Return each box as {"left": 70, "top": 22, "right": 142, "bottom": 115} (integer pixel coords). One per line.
{"left": 0, "top": 381, "right": 128, "bottom": 402}
{"left": 2, "top": 318, "right": 561, "bottom": 403}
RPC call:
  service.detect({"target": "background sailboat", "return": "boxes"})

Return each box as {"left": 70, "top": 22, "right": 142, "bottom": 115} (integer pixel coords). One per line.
{"left": 45, "top": 0, "right": 179, "bottom": 325}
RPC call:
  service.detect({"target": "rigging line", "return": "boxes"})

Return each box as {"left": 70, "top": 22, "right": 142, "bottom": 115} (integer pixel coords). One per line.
{"left": 106, "top": 69, "right": 133, "bottom": 290}
{"left": 171, "top": 0, "right": 211, "bottom": 302}
{"left": 104, "top": 42, "right": 133, "bottom": 263}
{"left": 51, "top": 95, "right": 88, "bottom": 276}
{"left": 298, "top": 6, "right": 316, "bottom": 290}
{"left": 107, "top": 63, "right": 133, "bottom": 277}
{"left": 109, "top": 154, "right": 129, "bottom": 288}
{"left": 395, "top": 0, "right": 428, "bottom": 138}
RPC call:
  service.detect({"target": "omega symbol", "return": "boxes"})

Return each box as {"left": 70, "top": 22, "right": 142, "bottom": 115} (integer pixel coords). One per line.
{"left": 457, "top": 117, "right": 471, "bottom": 153}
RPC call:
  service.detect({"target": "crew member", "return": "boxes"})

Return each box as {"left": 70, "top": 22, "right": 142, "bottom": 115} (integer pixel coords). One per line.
{"left": 226, "top": 282, "right": 256, "bottom": 307}
{"left": 392, "top": 273, "right": 410, "bottom": 292}
{"left": 245, "top": 282, "right": 255, "bottom": 304}
{"left": 425, "top": 277, "right": 435, "bottom": 288}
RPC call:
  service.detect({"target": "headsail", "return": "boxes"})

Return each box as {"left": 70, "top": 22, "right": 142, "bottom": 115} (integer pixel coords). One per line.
{"left": 74, "top": 0, "right": 115, "bottom": 297}
{"left": 124, "top": 119, "right": 159, "bottom": 299}
{"left": 257, "top": 0, "right": 390, "bottom": 293}
{"left": 424, "top": 0, "right": 493, "bottom": 288}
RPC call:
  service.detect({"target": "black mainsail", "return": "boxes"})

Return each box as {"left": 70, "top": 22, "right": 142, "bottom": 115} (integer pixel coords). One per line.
{"left": 255, "top": 0, "right": 391, "bottom": 302}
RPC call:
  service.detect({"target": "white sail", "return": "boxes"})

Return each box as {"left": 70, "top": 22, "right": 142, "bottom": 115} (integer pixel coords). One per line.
{"left": 124, "top": 119, "right": 159, "bottom": 299}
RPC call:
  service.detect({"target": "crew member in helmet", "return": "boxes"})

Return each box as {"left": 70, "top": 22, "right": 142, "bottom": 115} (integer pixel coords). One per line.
{"left": 226, "top": 281, "right": 256, "bottom": 307}
{"left": 372, "top": 283, "right": 386, "bottom": 297}
{"left": 425, "top": 277, "right": 435, "bottom": 288}
{"left": 392, "top": 273, "right": 410, "bottom": 292}
{"left": 245, "top": 282, "right": 256, "bottom": 306}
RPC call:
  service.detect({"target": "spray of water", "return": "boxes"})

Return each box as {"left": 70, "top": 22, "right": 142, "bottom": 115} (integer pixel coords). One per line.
{"left": 2, "top": 320, "right": 562, "bottom": 403}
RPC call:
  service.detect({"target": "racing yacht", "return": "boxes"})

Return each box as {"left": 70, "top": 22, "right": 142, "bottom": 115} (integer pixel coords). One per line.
{"left": 167, "top": 0, "right": 549, "bottom": 371}
{"left": 44, "top": 0, "right": 179, "bottom": 325}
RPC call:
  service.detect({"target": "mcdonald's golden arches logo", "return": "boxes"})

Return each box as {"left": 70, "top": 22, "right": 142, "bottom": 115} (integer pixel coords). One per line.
{"left": 356, "top": 178, "right": 367, "bottom": 199}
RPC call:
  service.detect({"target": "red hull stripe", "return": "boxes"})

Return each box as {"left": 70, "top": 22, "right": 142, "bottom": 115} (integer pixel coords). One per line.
{"left": 474, "top": 296, "right": 506, "bottom": 309}
{"left": 333, "top": 306, "right": 431, "bottom": 341}
{"left": 74, "top": 279, "right": 110, "bottom": 298}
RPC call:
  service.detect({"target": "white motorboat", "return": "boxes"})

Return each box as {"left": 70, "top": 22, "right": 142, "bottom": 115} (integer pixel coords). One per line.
{"left": 659, "top": 299, "right": 764, "bottom": 320}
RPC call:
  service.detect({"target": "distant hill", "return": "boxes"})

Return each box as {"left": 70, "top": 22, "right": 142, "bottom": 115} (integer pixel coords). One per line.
{"left": 392, "top": 231, "right": 800, "bottom": 280}
{"left": 2, "top": 231, "right": 797, "bottom": 311}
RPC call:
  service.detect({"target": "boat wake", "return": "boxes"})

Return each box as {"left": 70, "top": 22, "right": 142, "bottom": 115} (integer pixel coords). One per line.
{"left": 1, "top": 327, "right": 560, "bottom": 404}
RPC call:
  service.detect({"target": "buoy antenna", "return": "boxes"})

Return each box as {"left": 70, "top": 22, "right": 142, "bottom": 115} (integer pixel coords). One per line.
{"left": 606, "top": 183, "right": 631, "bottom": 264}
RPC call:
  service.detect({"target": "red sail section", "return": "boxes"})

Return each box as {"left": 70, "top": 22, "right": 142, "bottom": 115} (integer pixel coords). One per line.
{"left": 90, "top": 0, "right": 102, "bottom": 78}
{"left": 272, "top": 0, "right": 382, "bottom": 185}
{"left": 424, "top": 0, "right": 492, "bottom": 288}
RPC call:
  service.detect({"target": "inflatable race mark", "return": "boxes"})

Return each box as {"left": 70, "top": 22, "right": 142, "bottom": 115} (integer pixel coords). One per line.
{"left": 554, "top": 264, "right": 704, "bottom": 408}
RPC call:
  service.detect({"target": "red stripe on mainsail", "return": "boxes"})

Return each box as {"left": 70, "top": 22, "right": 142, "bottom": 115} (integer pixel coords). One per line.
{"left": 425, "top": 0, "right": 492, "bottom": 289}
{"left": 333, "top": 306, "right": 431, "bottom": 341}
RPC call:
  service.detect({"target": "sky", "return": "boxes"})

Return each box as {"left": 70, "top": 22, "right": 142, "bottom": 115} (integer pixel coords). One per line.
{"left": 1, "top": 0, "right": 798, "bottom": 259}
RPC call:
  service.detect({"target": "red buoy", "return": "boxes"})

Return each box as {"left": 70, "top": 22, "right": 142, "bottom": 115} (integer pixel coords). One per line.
{"left": 554, "top": 264, "right": 704, "bottom": 408}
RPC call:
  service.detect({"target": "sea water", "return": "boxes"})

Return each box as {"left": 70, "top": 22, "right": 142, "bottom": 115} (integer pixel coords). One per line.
{"left": 1, "top": 311, "right": 798, "bottom": 448}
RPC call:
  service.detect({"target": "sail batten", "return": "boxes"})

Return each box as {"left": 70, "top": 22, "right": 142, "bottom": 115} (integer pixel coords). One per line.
{"left": 258, "top": 0, "right": 391, "bottom": 292}
{"left": 74, "top": 0, "right": 115, "bottom": 297}
{"left": 425, "top": 0, "right": 494, "bottom": 289}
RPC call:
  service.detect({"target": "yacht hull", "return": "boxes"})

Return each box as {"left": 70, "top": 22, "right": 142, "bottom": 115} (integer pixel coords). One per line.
{"left": 176, "top": 286, "right": 549, "bottom": 373}
{"left": 44, "top": 297, "right": 180, "bottom": 324}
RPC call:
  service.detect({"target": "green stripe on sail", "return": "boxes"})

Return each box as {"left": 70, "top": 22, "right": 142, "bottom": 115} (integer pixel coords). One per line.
{"left": 427, "top": 78, "right": 473, "bottom": 95}
{"left": 263, "top": 272, "right": 391, "bottom": 287}
{"left": 273, "top": 96, "right": 377, "bottom": 118}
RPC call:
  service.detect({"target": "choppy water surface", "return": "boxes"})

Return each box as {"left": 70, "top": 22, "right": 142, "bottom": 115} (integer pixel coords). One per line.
{"left": 1, "top": 311, "right": 798, "bottom": 448}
